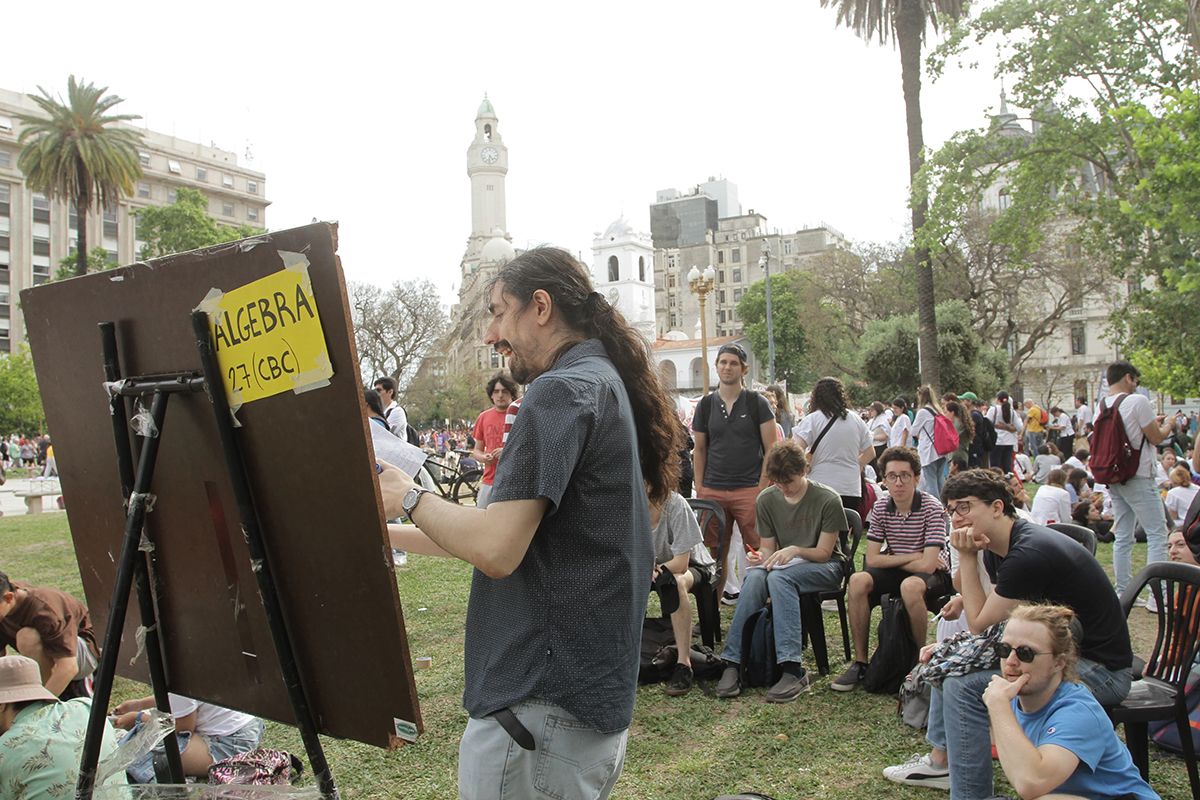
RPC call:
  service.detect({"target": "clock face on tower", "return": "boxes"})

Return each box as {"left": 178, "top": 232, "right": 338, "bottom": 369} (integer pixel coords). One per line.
{"left": 480, "top": 146, "right": 499, "bottom": 165}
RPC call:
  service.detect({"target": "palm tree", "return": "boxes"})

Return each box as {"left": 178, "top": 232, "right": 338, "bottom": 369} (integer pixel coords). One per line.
{"left": 820, "top": 0, "right": 965, "bottom": 391}
{"left": 16, "top": 76, "right": 143, "bottom": 277}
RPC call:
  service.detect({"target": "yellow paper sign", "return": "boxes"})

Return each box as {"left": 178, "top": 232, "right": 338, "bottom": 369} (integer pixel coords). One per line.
{"left": 202, "top": 254, "right": 334, "bottom": 406}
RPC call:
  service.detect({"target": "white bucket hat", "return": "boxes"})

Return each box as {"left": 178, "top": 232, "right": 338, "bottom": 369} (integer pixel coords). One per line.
{"left": 0, "top": 655, "right": 57, "bottom": 704}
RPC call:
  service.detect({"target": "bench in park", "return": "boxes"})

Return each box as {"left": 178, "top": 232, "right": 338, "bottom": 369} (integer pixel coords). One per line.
{"left": 14, "top": 489, "right": 59, "bottom": 514}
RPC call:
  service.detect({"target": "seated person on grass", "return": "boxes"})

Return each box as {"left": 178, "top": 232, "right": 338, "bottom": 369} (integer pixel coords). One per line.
{"left": 1029, "top": 468, "right": 1072, "bottom": 526}
{"left": 883, "top": 469, "right": 1133, "bottom": 798}
{"left": 983, "top": 603, "right": 1159, "bottom": 800}
{"left": 0, "top": 654, "right": 127, "bottom": 798}
{"left": 0, "top": 570, "right": 98, "bottom": 699}
{"left": 113, "top": 693, "right": 264, "bottom": 783}
{"left": 715, "top": 440, "right": 848, "bottom": 703}
{"left": 832, "top": 446, "right": 951, "bottom": 692}
{"left": 648, "top": 488, "right": 717, "bottom": 698}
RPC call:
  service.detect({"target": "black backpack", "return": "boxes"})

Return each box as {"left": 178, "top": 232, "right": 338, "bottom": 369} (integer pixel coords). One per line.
{"left": 739, "top": 605, "right": 781, "bottom": 688}
{"left": 405, "top": 424, "right": 421, "bottom": 447}
{"left": 976, "top": 412, "right": 998, "bottom": 451}
{"left": 863, "top": 595, "right": 919, "bottom": 695}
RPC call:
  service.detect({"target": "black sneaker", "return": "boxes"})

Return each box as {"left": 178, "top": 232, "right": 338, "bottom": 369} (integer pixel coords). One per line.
{"left": 664, "top": 663, "right": 694, "bottom": 696}
{"left": 830, "top": 661, "right": 867, "bottom": 692}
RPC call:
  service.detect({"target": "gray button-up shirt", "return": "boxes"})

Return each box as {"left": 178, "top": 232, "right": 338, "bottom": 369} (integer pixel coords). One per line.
{"left": 467, "top": 338, "right": 652, "bottom": 733}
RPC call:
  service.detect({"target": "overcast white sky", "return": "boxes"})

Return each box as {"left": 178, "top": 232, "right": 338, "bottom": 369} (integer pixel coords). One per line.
{"left": 9, "top": 0, "right": 1003, "bottom": 305}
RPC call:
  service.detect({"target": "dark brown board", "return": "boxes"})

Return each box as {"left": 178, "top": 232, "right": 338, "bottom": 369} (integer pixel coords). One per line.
{"left": 19, "top": 222, "right": 421, "bottom": 748}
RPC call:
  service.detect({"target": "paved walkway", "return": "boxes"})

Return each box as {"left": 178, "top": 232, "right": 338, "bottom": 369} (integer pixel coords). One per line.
{"left": 0, "top": 475, "right": 63, "bottom": 517}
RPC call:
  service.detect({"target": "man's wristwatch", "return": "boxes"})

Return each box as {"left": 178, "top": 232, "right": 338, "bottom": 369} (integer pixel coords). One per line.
{"left": 401, "top": 487, "right": 432, "bottom": 523}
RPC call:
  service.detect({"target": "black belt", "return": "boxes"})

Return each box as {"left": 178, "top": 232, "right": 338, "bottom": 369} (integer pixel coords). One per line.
{"left": 492, "top": 706, "right": 535, "bottom": 751}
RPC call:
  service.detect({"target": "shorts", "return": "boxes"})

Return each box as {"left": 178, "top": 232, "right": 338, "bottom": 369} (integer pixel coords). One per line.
{"left": 864, "top": 566, "right": 953, "bottom": 609}
{"left": 124, "top": 717, "right": 264, "bottom": 783}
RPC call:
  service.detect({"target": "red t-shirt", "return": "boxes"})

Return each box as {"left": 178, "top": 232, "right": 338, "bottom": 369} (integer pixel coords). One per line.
{"left": 473, "top": 406, "right": 508, "bottom": 485}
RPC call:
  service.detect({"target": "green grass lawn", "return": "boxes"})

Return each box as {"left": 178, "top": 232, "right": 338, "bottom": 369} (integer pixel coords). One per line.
{"left": 0, "top": 512, "right": 1191, "bottom": 799}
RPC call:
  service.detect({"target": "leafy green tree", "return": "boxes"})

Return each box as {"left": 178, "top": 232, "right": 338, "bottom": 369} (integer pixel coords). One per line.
{"left": 52, "top": 246, "right": 112, "bottom": 281}
{"left": 403, "top": 368, "right": 491, "bottom": 429}
{"left": 16, "top": 76, "right": 143, "bottom": 277}
{"left": 856, "top": 300, "right": 1009, "bottom": 400}
{"left": 737, "top": 273, "right": 808, "bottom": 387}
{"left": 919, "top": 0, "right": 1200, "bottom": 395}
{"left": 820, "top": 0, "right": 967, "bottom": 391}
{"left": 0, "top": 346, "right": 45, "bottom": 434}
{"left": 135, "top": 188, "right": 261, "bottom": 259}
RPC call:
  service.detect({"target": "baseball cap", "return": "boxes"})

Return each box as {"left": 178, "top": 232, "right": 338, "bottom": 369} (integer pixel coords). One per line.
{"left": 716, "top": 343, "right": 748, "bottom": 364}
{"left": 958, "top": 392, "right": 980, "bottom": 401}
{"left": 0, "top": 655, "right": 57, "bottom": 704}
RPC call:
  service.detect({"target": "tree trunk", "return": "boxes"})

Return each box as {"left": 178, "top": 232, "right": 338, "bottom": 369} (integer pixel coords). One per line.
{"left": 74, "top": 188, "right": 88, "bottom": 277}
{"left": 897, "top": 0, "right": 940, "bottom": 391}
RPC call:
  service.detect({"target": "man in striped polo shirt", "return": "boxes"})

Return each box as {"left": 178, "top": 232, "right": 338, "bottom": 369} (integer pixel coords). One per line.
{"left": 832, "top": 446, "right": 952, "bottom": 691}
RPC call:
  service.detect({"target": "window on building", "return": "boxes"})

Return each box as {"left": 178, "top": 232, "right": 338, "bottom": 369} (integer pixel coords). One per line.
{"left": 998, "top": 187, "right": 1012, "bottom": 210}
{"left": 0, "top": 277, "right": 8, "bottom": 307}
{"left": 247, "top": 207, "right": 259, "bottom": 222}
{"left": 138, "top": 152, "right": 151, "bottom": 166}
{"left": 484, "top": 124, "right": 492, "bottom": 141}
{"left": 638, "top": 256, "right": 645, "bottom": 282}
{"left": 32, "top": 193, "right": 50, "bottom": 224}
{"left": 0, "top": 116, "right": 12, "bottom": 133}
{"left": 667, "top": 274, "right": 676, "bottom": 288}
{"left": 166, "top": 189, "right": 177, "bottom": 203}
{"left": 1070, "top": 322, "right": 1086, "bottom": 355}
{"left": 0, "top": 183, "right": 8, "bottom": 215}
{"left": 222, "top": 202, "right": 234, "bottom": 216}
{"left": 718, "top": 310, "right": 726, "bottom": 323}
{"left": 783, "top": 239, "right": 793, "bottom": 255}
{"left": 0, "top": 234, "right": 8, "bottom": 254}
{"left": 137, "top": 182, "right": 151, "bottom": 198}
{"left": 0, "top": 318, "right": 9, "bottom": 340}
{"left": 248, "top": 181, "right": 258, "bottom": 195}
{"left": 167, "top": 160, "right": 182, "bottom": 174}
{"left": 668, "top": 295, "right": 676, "bottom": 308}
{"left": 718, "top": 270, "right": 725, "bottom": 283}
{"left": 608, "top": 255, "right": 619, "bottom": 282}
{"left": 0, "top": 151, "right": 9, "bottom": 168}
{"left": 222, "top": 175, "right": 234, "bottom": 189}
{"left": 719, "top": 290, "right": 726, "bottom": 303}
{"left": 717, "top": 250, "right": 724, "bottom": 264}
{"left": 195, "top": 166, "right": 207, "bottom": 181}
{"left": 106, "top": 249, "right": 118, "bottom": 265}
{"left": 33, "top": 237, "right": 50, "bottom": 257}
{"left": 733, "top": 288, "right": 743, "bottom": 303}
{"left": 103, "top": 207, "right": 118, "bottom": 238}
{"left": 731, "top": 248, "right": 741, "bottom": 263}
{"left": 732, "top": 268, "right": 742, "bottom": 283}
{"left": 68, "top": 203, "right": 79, "bottom": 233}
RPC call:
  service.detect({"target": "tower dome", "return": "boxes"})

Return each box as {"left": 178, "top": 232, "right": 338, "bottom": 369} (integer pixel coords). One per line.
{"left": 603, "top": 217, "right": 634, "bottom": 241}
{"left": 480, "top": 228, "right": 515, "bottom": 265}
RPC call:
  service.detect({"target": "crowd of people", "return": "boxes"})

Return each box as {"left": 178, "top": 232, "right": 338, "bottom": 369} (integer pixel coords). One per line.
{"left": 0, "top": 433, "right": 57, "bottom": 478}
{"left": 3, "top": 239, "right": 1199, "bottom": 799}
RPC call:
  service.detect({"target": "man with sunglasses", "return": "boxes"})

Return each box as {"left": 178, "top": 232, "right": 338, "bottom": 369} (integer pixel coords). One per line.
{"left": 833, "top": 446, "right": 951, "bottom": 692}
{"left": 884, "top": 469, "right": 1132, "bottom": 797}
{"left": 982, "top": 604, "right": 1158, "bottom": 800}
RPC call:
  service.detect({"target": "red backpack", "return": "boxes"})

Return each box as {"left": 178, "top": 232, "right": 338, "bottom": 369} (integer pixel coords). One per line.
{"left": 932, "top": 414, "right": 960, "bottom": 456}
{"left": 1090, "top": 394, "right": 1141, "bottom": 485}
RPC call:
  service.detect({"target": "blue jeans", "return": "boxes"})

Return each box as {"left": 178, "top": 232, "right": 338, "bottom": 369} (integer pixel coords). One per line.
{"left": 720, "top": 560, "right": 844, "bottom": 666}
{"left": 458, "top": 699, "right": 627, "bottom": 800}
{"left": 124, "top": 718, "right": 264, "bottom": 783}
{"left": 1109, "top": 475, "right": 1169, "bottom": 594}
{"left": 926, "top": 660, "right": 1131, "bottom": 799}
{"left": 1024, "top": 431, "right": 1044, "bottom": 459}
{"left": 921, "top": 458, "right": 947, "bottom": 502}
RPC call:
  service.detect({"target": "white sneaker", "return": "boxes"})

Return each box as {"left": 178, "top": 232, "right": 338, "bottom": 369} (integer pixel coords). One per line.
{"left": 721, "top": 591, "right": 740, "bottom": 606}
{"left": 1145, "top": 594, "right": 1159, "bottom": 613}
{"left": 392, "top": 549, "right": 408, "bottom": 567}
{"left": 883, "top": 753, "right": 950, "bottom": 790}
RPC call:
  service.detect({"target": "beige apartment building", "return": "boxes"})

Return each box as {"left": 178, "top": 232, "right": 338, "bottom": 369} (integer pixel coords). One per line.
{"left": 0, "top": 86, "right": 268, "bottom": 351}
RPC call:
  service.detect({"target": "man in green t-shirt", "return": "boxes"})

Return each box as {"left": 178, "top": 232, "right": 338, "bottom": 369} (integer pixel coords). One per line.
{"left": 716, "top": 440, "right": 848, "bottom": 702}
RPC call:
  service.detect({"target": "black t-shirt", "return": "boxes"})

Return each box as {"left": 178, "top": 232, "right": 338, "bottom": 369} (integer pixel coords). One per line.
{"left": 984, "top": 519, "right": 1132, "bottom": 671}
{"left": 692, "top": 389, "right": 773, "bottom": 489}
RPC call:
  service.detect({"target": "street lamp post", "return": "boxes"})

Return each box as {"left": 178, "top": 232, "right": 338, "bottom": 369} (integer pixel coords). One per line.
{"left": 760, "top": 242, "right": 775, "bottom": 384}
{"left": 688, "top": 264, "right": 717, "bottom": 394}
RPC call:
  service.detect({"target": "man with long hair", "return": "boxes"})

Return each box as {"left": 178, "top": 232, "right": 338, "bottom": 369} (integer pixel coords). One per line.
{"left": 379, "top": 247, "right": 679, "bottom": 800}
{"left": 983, "top": 604, "right": 1158, "bottom": 799}
{"left": 469, "top": 371, "right": 518, "bottom": 509}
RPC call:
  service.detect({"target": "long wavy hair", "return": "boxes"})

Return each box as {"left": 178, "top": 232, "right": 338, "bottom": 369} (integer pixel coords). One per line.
{"left": 808, "top": 377, "right": 849, "bottom": 420}
{"left": 917, "top": 384, "right": 944, "bottom": 416}
{"left": 945, "top": 400, "right": 975, "bottom": 440}
{"left": 490, "top": 247, "right": 681, "bottom": 503}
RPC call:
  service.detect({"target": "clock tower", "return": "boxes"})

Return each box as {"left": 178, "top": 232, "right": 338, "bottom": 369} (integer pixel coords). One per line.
{"left": 466, "top": 95, "right": 508, "bottom": 262}
{"left": 592, "top": 217, "right": 656, "bottom": 343}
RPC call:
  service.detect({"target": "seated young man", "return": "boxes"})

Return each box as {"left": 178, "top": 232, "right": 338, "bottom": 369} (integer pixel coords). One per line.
{"left": 715, "top": 440, "right": 847, "bottom": 703}
{"left": 983, "top": 604, "right": 1159, "bottom": 800}
{"left": 833, "top": 446, "right": 951, "bottom": 691}
{"left": 113, "top": 692, "right": 264, "bottom": 782}
{"left": 0, "top": 571, "right": 98, "bottom": 699}
{"left": 884, "top": 469, "right": 1133, "bottom": 797}
{"left": 0, "top": 655, "right": 127, "bottom": 797}
{"left": 647, "top": 488, "right": 717, "bottom": 697}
